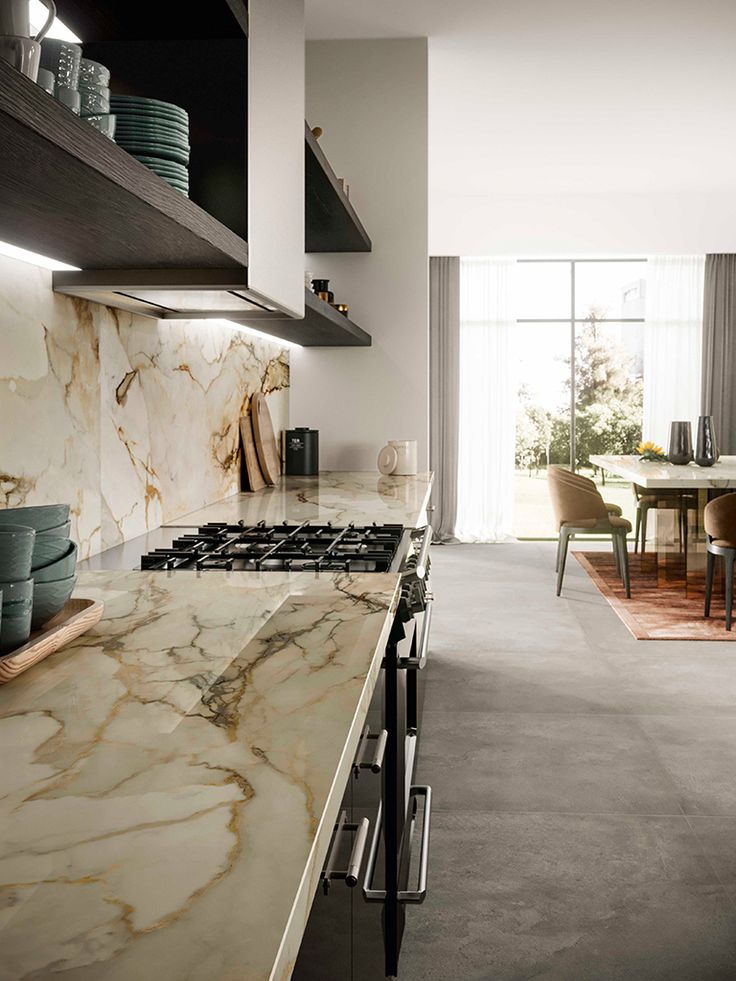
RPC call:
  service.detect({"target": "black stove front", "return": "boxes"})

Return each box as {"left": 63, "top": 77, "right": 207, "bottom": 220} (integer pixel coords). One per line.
{"left": 139, "top": 521, "right": 406, "bottom": 574}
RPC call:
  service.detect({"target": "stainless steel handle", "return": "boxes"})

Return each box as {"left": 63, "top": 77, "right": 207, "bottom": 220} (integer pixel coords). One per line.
{"left": 353, "top": 725, "right": 388, "bottom": 776}
{"left": 370, "top": 729, "right": 388, "bottom": 772}
{"left": 415, "top": 524, "right": 433, "bottom": 580}
{"left": 398, "top": 785, "right": 433, "bottom": 904}
{"left": 346, "top": 817, "right": 370, "bottom": 887}
{"left": 322, "top": 812, "right": 371, "bottom": 892}
{"left": 362, "top": 800, "right": 386, "bottom": 902}
{"left": 399, "top": 596, "right": 433, "bottom": 671}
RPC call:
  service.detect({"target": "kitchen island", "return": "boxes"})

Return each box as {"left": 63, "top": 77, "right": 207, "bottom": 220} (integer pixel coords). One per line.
{"left": 0, "top": 568, "right": 400, "bottom": 981}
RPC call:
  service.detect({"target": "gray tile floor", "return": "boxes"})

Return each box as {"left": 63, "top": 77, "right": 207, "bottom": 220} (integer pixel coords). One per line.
{"left": 400, "top": 543, "right": 736, "bottom": 981}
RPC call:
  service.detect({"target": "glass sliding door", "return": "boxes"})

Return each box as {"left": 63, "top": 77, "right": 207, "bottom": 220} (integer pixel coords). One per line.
{"left": 513, "top": 259, "right": 646, "bottom": 539}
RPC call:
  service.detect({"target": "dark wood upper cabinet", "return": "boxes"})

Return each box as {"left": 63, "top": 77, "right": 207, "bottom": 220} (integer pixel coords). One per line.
{"left": 0, "top": 0, "right": 308, "bottom": 323}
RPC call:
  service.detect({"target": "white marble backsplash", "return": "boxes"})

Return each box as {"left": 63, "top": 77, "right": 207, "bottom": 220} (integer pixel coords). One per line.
{"left": 0, "top": 257, "right": 289, "bottom": 557}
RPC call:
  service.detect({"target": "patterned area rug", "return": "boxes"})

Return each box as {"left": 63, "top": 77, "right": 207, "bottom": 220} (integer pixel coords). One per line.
{"left": 573, "top": 550, "right": 736, "bottom": 641}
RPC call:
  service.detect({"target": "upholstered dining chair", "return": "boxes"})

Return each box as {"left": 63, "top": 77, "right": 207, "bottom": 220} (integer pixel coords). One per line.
{"left": 547, "top": 466, "right": 632, "bottom": 598}
{"left": 632, "top": 484, "right": 697, "bottom": 555}
{"left": 704, "top": 493, "right": 736, "bottom": 631}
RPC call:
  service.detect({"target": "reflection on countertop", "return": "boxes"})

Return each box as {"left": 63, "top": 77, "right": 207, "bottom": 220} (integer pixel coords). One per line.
{"left": 165, "top": 470, "right": 434, "bottom": 530}
{"left": 0, "top": 567, "right": 400, "bottom": 981}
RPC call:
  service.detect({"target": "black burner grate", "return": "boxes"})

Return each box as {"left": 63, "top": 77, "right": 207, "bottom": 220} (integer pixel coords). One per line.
{"left": 141, "top": 521, "right": 405, "bottom": 573}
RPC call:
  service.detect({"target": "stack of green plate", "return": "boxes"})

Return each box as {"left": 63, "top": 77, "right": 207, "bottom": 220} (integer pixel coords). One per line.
{"left": 111, "top": 95, "right": 190, "bottom": 196}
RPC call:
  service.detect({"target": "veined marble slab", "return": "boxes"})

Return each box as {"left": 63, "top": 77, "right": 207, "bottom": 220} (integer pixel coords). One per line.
{"left": 0, "top": 255, "right": 289, "bottom": 560}
{"left": 590, "top": 454, "right": 736, "bottom": 489}
{"left": 0, "top": 568, "right": 400, "bottom": 981}
{"left": 166, "top": 471, "right": 434, "bottom": 530}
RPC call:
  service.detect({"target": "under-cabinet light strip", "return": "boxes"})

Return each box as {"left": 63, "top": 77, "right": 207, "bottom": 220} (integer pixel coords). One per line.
{"left": 220, "top": 320, "right": 302, "bottom": 349}
{"left": 0, "top": 240, "right": 80, "bottom": 271}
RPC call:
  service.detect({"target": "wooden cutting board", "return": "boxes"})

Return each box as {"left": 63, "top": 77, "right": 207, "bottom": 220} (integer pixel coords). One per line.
{"left": 251, "top": 392, "right": 281, "bottom": 485}
{"left": 240, "top": 409, "right": 267, "bottom": 492}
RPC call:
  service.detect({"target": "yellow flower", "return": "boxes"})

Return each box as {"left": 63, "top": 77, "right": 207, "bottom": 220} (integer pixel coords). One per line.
{"left": 636, "top": 440, "right": 664, "bottom": 456}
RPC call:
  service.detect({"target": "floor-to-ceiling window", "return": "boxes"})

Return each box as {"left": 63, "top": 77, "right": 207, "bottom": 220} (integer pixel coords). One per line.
{"left": 513, "top": 259, "right": 646, "bottom": 538}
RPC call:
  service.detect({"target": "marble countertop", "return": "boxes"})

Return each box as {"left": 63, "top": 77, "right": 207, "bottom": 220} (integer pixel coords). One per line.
{"left": 590, "top": 454, "right": 736, "bottom": 489}
{"left": 0, "top": 568, "right": 400, "bottom": 981}
{"left": 165, "top": 471, "right": 434, "bottom": 530}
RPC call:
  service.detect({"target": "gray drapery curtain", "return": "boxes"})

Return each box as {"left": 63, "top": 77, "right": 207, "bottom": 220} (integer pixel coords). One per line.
{"left": 701, "top": 254, "right": 736, "bottom": 454}
{"left": 429, "top": 257, "right": 460, "bottom": 542}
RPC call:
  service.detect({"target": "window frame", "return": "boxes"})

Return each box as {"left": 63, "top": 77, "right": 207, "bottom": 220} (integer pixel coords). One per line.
{"left": 516, "top": 258, "right": 647, "bottom": 469}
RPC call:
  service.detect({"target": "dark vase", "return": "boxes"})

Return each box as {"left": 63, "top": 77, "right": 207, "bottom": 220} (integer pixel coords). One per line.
{"left": 695, "top": 415, "right": 719, "bottom": 467}
{"left": 668, "top": 420, "right": 693, "bottom": 465}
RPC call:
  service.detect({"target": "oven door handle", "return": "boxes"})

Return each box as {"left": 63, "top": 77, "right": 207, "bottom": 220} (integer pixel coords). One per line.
{"left": 362, "top": 787, "right": 433, "bottom": 904}
{"left": 399, "top": 595, "right": 433, "bottom": 671}
{"left": 398, "top": 785, "right": 432, "bottom": 904}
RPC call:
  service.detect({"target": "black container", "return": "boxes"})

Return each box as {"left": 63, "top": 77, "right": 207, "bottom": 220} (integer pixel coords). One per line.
{"left": 695, "top": 415, "right": 719, "bottom": 467}
{"left": 668, "top": 420, "right": 693, "bottom": 465}
{"left": 284, "top": 428, "right": 319, "bottom": 476}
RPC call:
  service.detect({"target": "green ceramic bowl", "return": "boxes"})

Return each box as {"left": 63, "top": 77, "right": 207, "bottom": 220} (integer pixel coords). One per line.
{"left": 0, "top": 604, "right": 31, "bottom": 655}
{"left": 0, "top": 524, "right": 36, "bottom": 582}
{"left": 0, "top": 504, "right": 69, "bottom": 532}
{"left": 32, "top": 540, "right": 78, "bottom": 583}
{"left": 31, "top": 536, "right": 71, "bottom": 570}
{"left": 32, "top": 527, "right": 72, "bottom": 570}
{"left": 31, "top": 574, "right": 76, "bottom": 630}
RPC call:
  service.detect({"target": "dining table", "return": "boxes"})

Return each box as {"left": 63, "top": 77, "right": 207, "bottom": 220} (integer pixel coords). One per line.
{"left": 589, "top": 454, "right": 736, "bottom": 595}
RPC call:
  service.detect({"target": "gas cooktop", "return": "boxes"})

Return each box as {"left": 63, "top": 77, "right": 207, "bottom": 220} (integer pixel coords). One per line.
{"left": 139, "top": 521, "right": 407, "bottom": 574}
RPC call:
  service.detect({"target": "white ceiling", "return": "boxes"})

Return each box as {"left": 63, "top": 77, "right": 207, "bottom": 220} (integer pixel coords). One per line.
{"left": 306, "top": 0, "right": 736, "bottom": 253}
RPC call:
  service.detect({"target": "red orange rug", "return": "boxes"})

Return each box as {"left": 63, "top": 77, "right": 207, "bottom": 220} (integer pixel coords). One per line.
{"left": 573, "top": 550, "right": 736, "bottom": 641}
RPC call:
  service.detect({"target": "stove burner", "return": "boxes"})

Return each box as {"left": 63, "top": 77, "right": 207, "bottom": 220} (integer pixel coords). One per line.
{"left": 140, "top": 521, "right": 406, "bottom": 574}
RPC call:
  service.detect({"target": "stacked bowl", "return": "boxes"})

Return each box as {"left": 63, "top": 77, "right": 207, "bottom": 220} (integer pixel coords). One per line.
{"left": 111, "top": 95, "right": 190, "bottom": 196}
{"left": 78, "top": 57, "right": 115, "bottom": 140}
{"left": 38, "top": 42, "right": 115, "bottom": 139}
{"left": 0, "top": 504, "right": 77, "bottom": 655}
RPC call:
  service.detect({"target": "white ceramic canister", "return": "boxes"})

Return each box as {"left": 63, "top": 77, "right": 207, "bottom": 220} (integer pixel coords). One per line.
{"left": 377, "top": 439, "right": 417, "bottom": 476}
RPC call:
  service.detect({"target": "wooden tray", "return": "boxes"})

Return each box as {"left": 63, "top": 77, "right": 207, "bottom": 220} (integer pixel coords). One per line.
{"left": 0, "top": 598, "right": 104, "bottom": 684}
{"left": 251, "top": 392, "right": 281, "bottom": 486}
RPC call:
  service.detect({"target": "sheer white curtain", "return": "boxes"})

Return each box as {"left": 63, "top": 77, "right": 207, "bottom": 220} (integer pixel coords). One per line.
{"left": 456, "top": 258, "right": 516, "bottom": 542}
{"left": 643, "top": 255, "right": 705, "bottom": 448}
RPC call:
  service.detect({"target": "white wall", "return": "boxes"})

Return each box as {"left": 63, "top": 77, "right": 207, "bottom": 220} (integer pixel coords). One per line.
{"left": 430, "top": 190, "right": 736, "bottom": 257}
{"left": 290, "top": 39, "right": 429, "bottom": 471}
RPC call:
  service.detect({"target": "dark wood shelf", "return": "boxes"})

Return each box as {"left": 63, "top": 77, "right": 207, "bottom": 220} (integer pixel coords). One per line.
{"left": 260, "top": 288, "right": 371, "bottom": 347}
{"left": 305, "top": 123, "right": 371, "bottom": 254}
{"left": 0, "top": 60, "right": 248, "bottom": 271}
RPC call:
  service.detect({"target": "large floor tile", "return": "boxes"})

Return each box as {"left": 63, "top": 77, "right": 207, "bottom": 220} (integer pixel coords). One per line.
{"left": 401, "top": 811, "right": 736, "bottom": 981}
{"left": 637, "top": 716, "right": 736, "bottom": 815}
{"left": 416, "top": 711, "right": 681, "bottom": 815}
{"left": 600, "top": 649, "right": 736, "bottom": 715}
{"left": 423, "top": 648, "right": 622, "bottom": 715}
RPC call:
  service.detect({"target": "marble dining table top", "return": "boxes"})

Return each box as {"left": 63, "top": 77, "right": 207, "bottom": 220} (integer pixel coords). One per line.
{"left": 0, "top": 567, "right": 400, "bottom": 981}
{"left": 165, "top": 471, "right": 434, "bottom": 530}
{"left": 590, "top": 454, "right": 736, "bottom": 490}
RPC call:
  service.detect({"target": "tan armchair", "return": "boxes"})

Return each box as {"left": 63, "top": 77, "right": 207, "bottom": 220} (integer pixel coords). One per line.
{"left": 547, "top": 466, "right": 632, "bottom": 598}
{"left": 704, "top": 493, "right": 736, "bottom": 630}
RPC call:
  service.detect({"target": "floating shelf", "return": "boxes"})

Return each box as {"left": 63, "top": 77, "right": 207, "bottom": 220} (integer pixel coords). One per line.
{"left": 305, "top": 123, "right": 371, "bottom": 254}
{"left": 0, "top": 60, "right": 248, "bottom": 271}
{"left": 261, "top": 289, "right": 371, "bottom": 347}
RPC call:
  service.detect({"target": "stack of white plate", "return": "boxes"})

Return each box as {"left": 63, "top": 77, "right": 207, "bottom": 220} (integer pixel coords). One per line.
{"left": 111, "top": 95, "right": 190, "bottom": 196}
